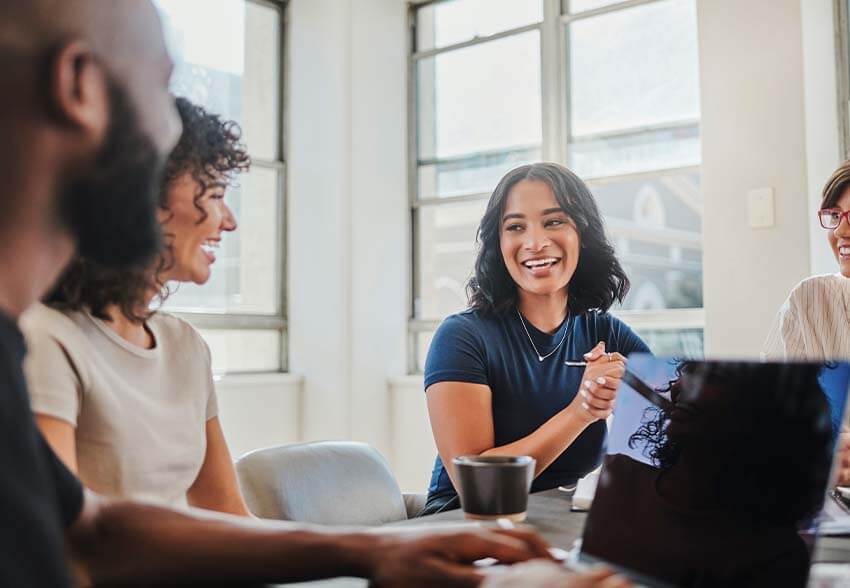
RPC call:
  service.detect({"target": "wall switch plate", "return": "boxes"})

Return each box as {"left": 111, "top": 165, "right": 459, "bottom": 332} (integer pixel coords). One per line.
{"left": 747, "top": 187, "right": 775, "bottom": 228}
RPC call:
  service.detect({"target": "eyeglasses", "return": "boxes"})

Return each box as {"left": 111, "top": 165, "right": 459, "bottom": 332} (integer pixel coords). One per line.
{"left": 818, "top": 208, "right": 850, "bottom": 229}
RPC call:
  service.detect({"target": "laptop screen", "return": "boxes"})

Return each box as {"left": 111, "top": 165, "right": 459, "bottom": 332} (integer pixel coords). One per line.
{"left": 580, "top": 355, "right": 850, "bottom": 588}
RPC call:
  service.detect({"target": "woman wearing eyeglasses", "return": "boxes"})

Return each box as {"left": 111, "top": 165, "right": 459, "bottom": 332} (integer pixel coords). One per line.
{"left": 420, "top": 162, "right": 650, "bottom": 516}
{"left": 764, "top": 160, "right": 850, "bottom": 485}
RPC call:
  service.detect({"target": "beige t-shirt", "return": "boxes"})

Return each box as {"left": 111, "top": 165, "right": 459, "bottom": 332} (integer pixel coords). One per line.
{"left": 763, "top": 274, "right": 850, "bottom": 361}
{"left": 21, "top": 303, "right": 217, "bottom": 507}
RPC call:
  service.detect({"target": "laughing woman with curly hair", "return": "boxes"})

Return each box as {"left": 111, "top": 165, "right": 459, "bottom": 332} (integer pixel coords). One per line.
{"left": 421, "top": 162, "right": 650, "bottom": 515}
{"left": 21, "top": 98, "right": 253, "bottom": 515}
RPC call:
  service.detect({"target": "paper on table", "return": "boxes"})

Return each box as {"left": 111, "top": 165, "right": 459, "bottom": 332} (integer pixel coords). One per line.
{"left": 818, "top": 490, "right": 850, "bottom": 536}
{"left": 570, "top": 417, "right": 609, "bottom": 512}
{"left": 809, "top": 563, "right": 850, "bottom": 587}
{"left": 571, "top": 467, "right": 600, "bottom": 512}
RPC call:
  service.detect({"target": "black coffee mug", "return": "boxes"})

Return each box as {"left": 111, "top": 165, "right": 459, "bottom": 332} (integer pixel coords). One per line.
{"left": 452, "top": 455, "right": 536, "bottom": 521}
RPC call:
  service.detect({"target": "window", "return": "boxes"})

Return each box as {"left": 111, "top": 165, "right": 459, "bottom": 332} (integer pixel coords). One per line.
{"left": 410, "top": 0, "right": 703, "bottom": 371}
{"left": 154, "top": 0, "right": 286, "bottom": 373}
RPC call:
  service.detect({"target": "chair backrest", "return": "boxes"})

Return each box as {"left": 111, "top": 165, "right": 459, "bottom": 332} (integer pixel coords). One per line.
{"left": 235, "top": 441, "right": 409, "bottom": 525}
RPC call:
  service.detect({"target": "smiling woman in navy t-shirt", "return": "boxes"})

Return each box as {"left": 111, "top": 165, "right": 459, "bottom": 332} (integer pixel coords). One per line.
{"left": 421, "top": 162, "right": 650, "bottom": 516}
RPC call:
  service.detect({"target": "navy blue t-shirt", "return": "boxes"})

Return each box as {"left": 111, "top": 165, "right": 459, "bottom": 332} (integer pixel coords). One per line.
{"left": 424, "top": 308, "right": 649, "bottom": 500}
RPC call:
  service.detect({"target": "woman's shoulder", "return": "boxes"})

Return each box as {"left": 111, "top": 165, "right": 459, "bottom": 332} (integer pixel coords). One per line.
{"left": 20, "top": 302, "right": 87, "bottom": 346}
{"left": 425, "top": 310, "right": 502, "bottom": 385}
{"left": 790, "top": 273, "right": 842, "bottom": 292}
{"left": 149, "top": 311, "right": 208, "bottom": 349}
{"left": 791, "top": 274, "right": 850, "bottom": 296}
{"left": 436, "top": 309, "right": 511, "bottom": 338}
{"left": 442, "top": 308, "right": 497, "bottom": 324}
{"left": 433, "top": 310, "right": 483, "bottom": 341}
{"left": 20, "top": 303, "right": 94, "bottom": 385}
{"left": 789, "top": 273, "right": 847, "bottom": 296}
{"left": 576, "top": 309, "right": 649, "bottom": 354}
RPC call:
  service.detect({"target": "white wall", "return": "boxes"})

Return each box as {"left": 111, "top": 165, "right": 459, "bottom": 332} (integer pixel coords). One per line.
{"left": 287, "top": 0, "right": 354, "bottom": 441}
{"left": 348, "top": 0, "right": 409, "bottom": 453}
{"left": 286, "top": 0, "right": 409, "bottom": 457}
{"left": 216, "top": 373, "right": 303, "bottom": 458}
{"left": 699, "top": 0, "right": 813, "bottom": 357}
{"left": 389, "top": 376, "right": 435, "bottom": 492}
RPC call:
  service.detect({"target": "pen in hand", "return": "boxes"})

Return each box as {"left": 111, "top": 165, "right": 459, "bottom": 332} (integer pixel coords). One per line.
{"left": 567, "top": 342, "right": 619, "bottom": 367}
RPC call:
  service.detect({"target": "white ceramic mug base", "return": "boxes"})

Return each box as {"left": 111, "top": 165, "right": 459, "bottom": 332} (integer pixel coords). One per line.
{"left": 464, "top": 511, "right": 527, "bottom": 522}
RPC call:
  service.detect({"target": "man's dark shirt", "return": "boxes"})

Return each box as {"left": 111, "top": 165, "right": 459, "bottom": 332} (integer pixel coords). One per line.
{"left": 0, "top": 311, "right": 84, "bottom": 586}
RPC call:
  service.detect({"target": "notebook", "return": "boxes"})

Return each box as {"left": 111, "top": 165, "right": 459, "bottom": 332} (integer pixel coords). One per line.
{"left": 576, "top": 355, "right": 850, "bottom": 588}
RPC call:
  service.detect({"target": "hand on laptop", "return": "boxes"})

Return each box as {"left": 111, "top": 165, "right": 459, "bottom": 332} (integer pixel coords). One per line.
{"left": 482, "top": 561, "right": 633, "bottom": 588}
{"left": 569, "top": 342, "right": 626, "bottom": 425}
{"left": 369, "top": 527, "right": 552, "bottom": 587}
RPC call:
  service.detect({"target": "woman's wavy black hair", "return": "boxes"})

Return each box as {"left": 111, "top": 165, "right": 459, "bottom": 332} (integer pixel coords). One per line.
{"left": 46, "top": 97, "right": 251, "bottom": 322}
{"left": 628, "top": 361, "right": 833, "bottom": 526}
{"left": 467, "top": 162, "right": 629, "bottom": 315}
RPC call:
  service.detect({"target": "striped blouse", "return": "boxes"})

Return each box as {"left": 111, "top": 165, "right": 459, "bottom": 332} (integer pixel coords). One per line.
{"left": 763, "top": 274, "right": 850, "bottom": 361}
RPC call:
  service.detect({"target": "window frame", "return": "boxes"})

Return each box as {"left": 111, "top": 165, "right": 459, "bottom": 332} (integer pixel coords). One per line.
{"left": 169, "top": 0, "right": 289, "bottom": 373}
{"left": 837, "top": 0, "right": 850, "bottom": 160}
{"left": 407, "top": 0, "right": 704, "bottom": 372}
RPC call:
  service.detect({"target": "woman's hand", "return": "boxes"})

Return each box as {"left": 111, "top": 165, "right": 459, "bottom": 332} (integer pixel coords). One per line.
{"left": 567, "top": 342, "right": 626, "bottom": 426}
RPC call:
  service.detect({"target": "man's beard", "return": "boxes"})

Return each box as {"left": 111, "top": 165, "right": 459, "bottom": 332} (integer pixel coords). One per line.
{"left": 58, "top": 78, "right": 165, "bottom": 269}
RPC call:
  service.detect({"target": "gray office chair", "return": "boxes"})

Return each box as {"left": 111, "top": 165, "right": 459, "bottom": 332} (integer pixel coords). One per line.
{"left": 235, "top": 441, "right": 427, "bottom": 525}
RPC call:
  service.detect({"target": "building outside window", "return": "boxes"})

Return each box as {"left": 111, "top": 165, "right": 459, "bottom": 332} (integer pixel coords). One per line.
{"left": 153, "top": 0, "right": 287, "bottom": 373}
{"left": 410, "top": 0, "right": 703, "bottom": 372}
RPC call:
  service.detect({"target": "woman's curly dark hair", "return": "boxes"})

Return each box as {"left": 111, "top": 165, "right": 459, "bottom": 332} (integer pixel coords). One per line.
{"left": 467, "top": 162, "right": 630, "bottom": 316}
{"left": 628, "top": 361, "right": 833, "bottom": 526}
{"left": 46, "top": 97, "right": 251, "bottom": 322}
{"left": 627, "top": 360, "right": 690, "bottom": 470}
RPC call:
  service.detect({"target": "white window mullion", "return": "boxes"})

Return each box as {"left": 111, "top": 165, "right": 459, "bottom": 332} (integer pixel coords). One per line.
{"left": 541, "top": 0, "right": 566, "bottom": 163}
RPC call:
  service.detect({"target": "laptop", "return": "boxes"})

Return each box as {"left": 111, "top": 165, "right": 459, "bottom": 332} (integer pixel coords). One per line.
{"left": 576, "top": 355, "right": 850, "bottom": 588}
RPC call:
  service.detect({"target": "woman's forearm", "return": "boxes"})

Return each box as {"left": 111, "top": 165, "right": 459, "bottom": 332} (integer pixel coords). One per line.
{"left": 34, "top": 414, "right": 79, "bottom": 473}
{"left": 477, "top": 361, "right": 620, "bottom": 478}
{"left": 188, "top": 491, "right": 255, "bottom": 518}
{"left": 479, "top": 406, "right": 589, "bottom": 477}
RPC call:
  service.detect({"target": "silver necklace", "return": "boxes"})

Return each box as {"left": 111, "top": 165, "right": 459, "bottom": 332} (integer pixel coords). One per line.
{"left": 516, "top": 308, "right": 570, "bottom": 362}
